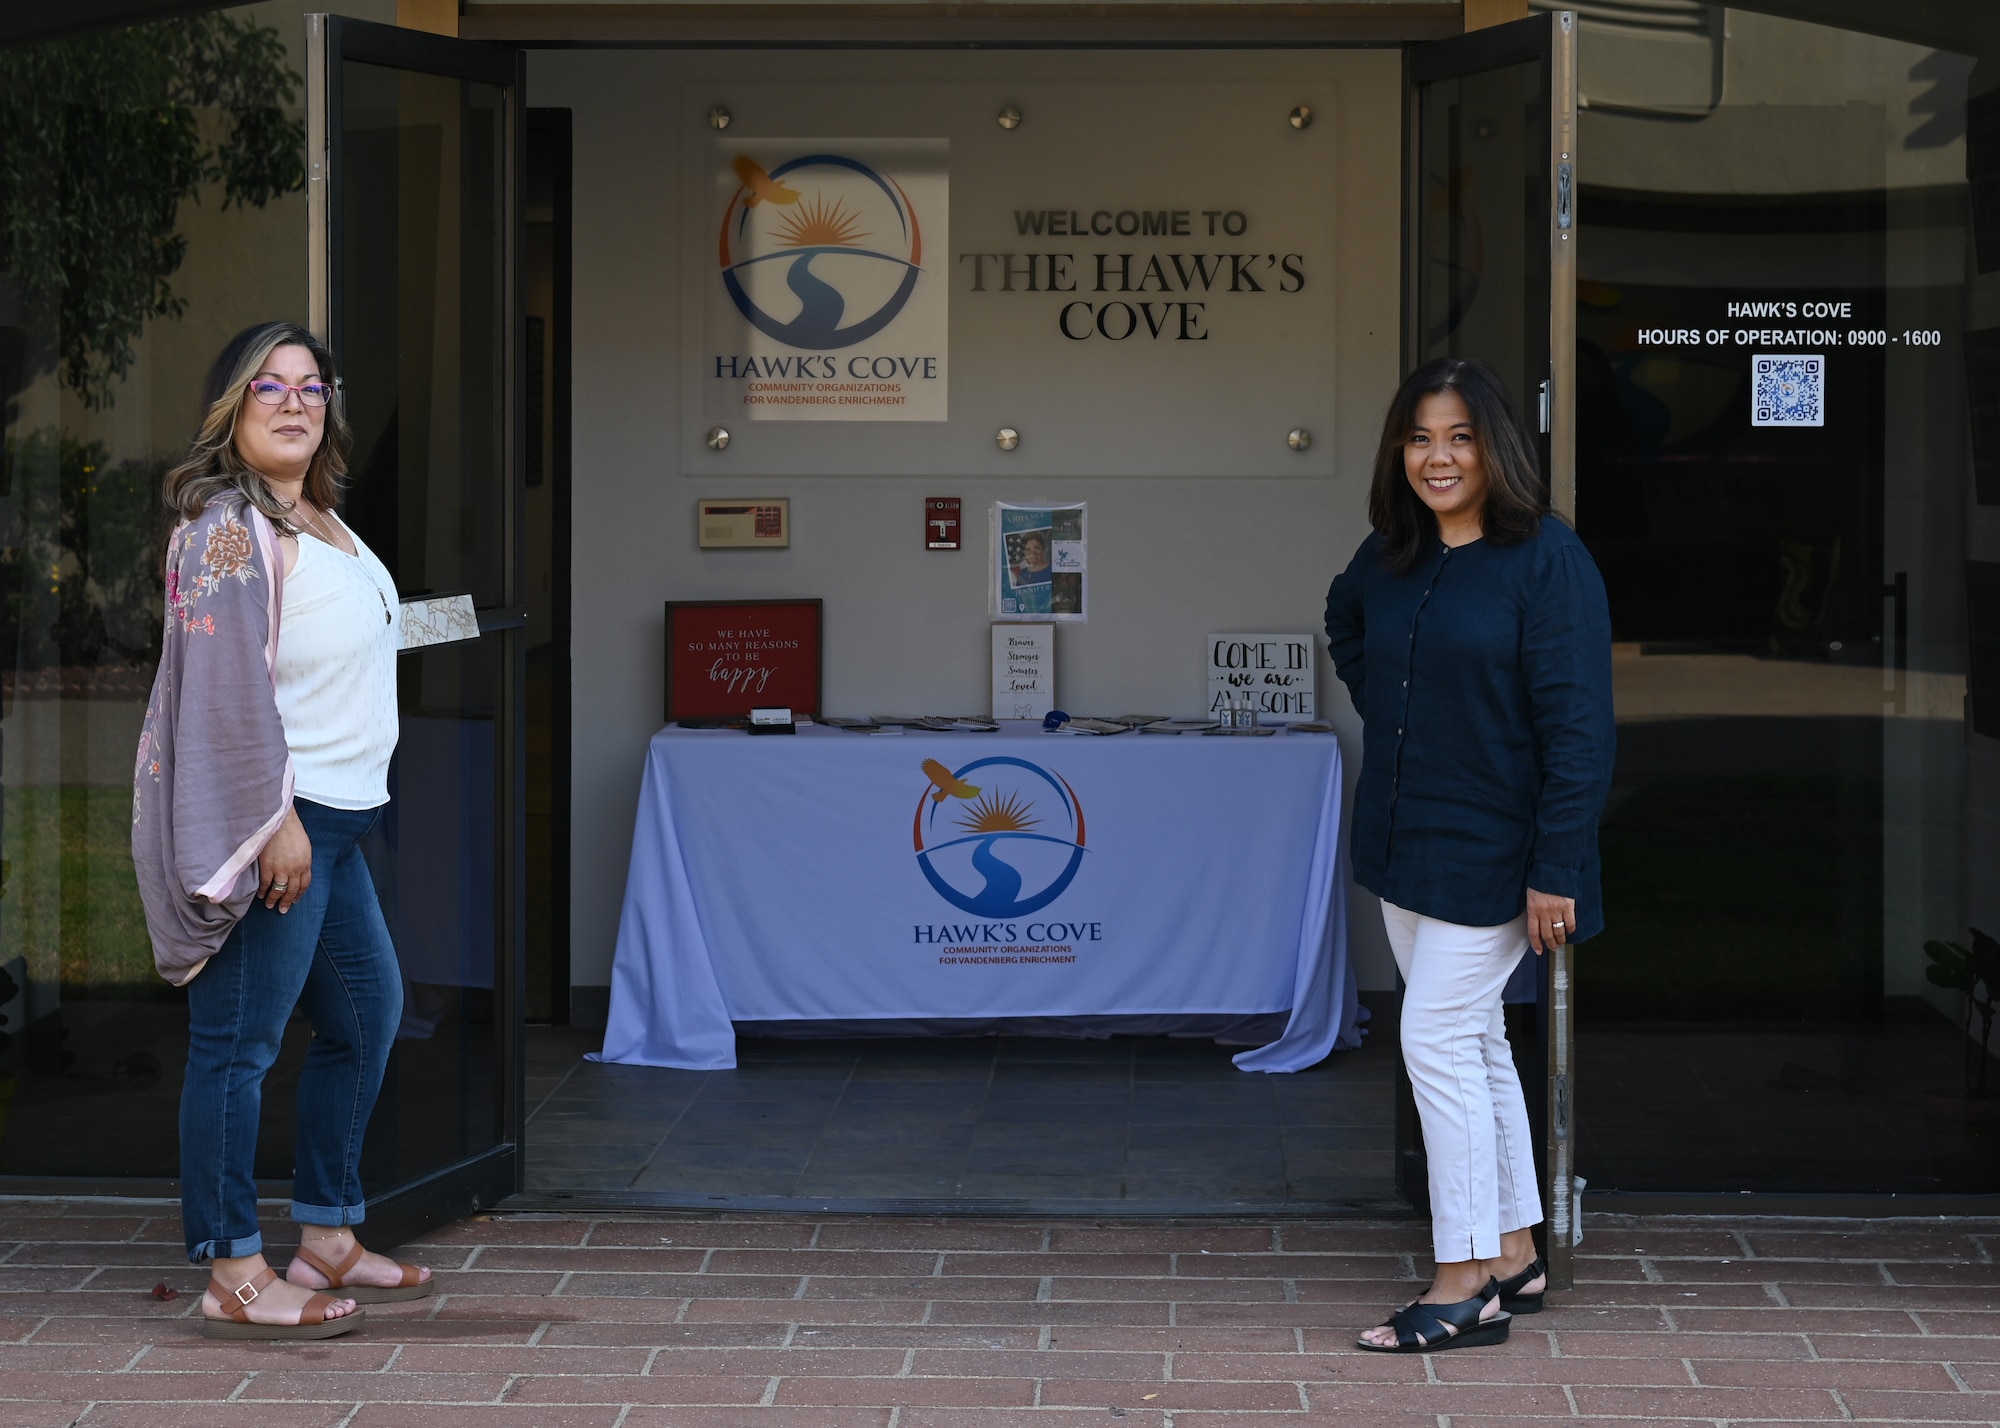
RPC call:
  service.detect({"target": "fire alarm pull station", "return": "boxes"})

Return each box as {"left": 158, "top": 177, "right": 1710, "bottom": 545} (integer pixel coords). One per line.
{"left": 926, "top": 497, "right": 962, "bottom": 550}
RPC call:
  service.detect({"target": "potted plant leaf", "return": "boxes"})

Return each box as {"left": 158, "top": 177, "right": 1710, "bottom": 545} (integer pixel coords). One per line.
{"left": 1924, "top": 929, "right": 2000, "bottom": 1119}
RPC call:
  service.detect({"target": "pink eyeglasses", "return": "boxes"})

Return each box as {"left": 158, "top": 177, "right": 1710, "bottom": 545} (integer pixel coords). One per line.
{"left": 248, "top": 380, "right": 337, "bottom": 407}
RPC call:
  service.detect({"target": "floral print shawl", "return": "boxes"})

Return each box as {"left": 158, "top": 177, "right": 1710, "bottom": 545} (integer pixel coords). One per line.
{"left": 132, "top": 498, "right": 293, "bottom": 985}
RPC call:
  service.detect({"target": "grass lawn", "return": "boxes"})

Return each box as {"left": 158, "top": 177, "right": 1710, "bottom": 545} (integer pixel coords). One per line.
{"left": 1, "top": 784, "right": 158, "bottom": 988}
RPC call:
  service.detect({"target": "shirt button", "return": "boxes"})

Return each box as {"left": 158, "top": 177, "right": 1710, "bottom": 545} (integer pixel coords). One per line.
{"left": 1396, "top": 727, "right": 1403, "bottom": 736}
{"left": 1402, "top": 680, "right": 1408, "bottom": 688}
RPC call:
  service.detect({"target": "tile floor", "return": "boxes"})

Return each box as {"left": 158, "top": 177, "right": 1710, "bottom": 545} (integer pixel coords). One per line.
{"left": 521, "top": 1023, "right": 1399, "bottom": 1209}
{"left": 526, "top": 1002, "right": 2000, "bottom": 1210}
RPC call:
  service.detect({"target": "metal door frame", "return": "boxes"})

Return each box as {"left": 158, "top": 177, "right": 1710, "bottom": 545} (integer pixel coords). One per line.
{"left": 305, "top": 14, "right": 528, "bottom": 1246}
{"left": 1399, "top": 9, "right": 1579, "bottom": 1290}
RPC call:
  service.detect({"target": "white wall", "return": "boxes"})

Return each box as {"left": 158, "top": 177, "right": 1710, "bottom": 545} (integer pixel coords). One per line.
{"left": 528, "top": 47, "right": 1405, "bottom": 999}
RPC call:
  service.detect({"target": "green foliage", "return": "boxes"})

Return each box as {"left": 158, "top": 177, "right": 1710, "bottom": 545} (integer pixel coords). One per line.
{"left": 1925, "top": 931, "right": 2000, "bottom": 1096}
{"left": 0, "top": 784, "right": 157, "bottom": 990}
{"left": 0, "top": 11, "right": 305, "bottom": 407}
{"left": 1, "top": 428, "right": 171, "bottom": 670}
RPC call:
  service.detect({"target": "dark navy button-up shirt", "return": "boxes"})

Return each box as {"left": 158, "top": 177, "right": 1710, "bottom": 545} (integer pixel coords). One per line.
{"left": 1323, "top": 516, "right": 1616, "bottom": 938}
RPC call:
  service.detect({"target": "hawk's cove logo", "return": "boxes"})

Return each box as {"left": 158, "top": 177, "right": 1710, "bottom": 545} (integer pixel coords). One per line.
{"left": 719, "top": 153, "right": 924, "bottom": 349}
{"left": 912, "top": 757, "right": 1087, "bottom": 918}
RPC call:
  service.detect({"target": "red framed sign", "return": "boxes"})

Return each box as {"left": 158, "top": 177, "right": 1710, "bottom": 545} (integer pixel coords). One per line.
{"left": 664, "top": 599, "right": 823, "bottom": 721}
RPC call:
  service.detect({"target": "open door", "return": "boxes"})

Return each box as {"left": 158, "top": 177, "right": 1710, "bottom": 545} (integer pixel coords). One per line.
{"left": 1401, "top": 10, "right": 1579, "bottom": 1287}
{"left": 305, "top": 14, "right": 526, "bottom": 1244}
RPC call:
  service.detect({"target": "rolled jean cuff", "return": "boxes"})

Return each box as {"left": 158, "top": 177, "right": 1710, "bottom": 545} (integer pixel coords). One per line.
{"left": 291, "top": 1199, "right": 367, "bottom": 1228}
{"left": 188, "top": 1230, "right": 264, "bottom": 1264}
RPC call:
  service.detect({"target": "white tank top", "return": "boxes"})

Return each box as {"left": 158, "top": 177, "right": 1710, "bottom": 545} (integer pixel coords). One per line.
{"left": 274, "top": 523, "right": 401, "bottom": 810}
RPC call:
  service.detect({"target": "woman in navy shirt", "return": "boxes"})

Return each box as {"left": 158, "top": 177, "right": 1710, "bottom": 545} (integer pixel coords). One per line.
{"left": 1328, "top": 357, "right": 1614, "bottom": 1353}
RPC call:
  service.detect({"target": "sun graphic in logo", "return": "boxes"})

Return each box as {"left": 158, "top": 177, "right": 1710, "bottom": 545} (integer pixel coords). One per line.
{"left": 913, "top": 757, "right": 1087, "bottom": 919}
{"left": 956, "top": 789, "right": 1039, "bottom": 836}
{"left": 718, "top": 152, "right": 924, "bottom": 351}
{"left": 774, "top": 194, "right": 870, "bottom": 250}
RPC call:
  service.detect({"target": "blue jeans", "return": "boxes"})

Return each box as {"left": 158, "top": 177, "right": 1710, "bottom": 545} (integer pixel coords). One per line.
{"left": 180, "top": 798, "right": 403, "bottom": 1263}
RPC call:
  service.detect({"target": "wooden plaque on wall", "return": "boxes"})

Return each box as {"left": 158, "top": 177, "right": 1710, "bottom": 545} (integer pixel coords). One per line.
{"left": 664, "top": 599, "right": 823, "bottom": 721}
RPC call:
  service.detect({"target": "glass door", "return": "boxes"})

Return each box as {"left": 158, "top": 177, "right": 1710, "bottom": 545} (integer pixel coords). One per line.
{"left": 307, "top": 14, "right": 524, "bottom": 1240}
{"left": 1404, "top": 10, "right": 1579, "bottom": 1285}
{"left": 1564, "top": 6, "right": 1987, "bottom": 1204}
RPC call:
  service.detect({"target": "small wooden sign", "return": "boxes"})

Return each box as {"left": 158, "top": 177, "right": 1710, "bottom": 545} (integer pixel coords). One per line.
{"left": 925, "top": 496, "right": 962, "bottom": 550}
{"left": 665, "top": 599, "right": 822, "bottom": 721}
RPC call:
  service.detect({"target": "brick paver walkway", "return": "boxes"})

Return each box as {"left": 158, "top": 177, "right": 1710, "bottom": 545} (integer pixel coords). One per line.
{"left": 3, "top": 1202, "right": 1999, "bottom": 1425}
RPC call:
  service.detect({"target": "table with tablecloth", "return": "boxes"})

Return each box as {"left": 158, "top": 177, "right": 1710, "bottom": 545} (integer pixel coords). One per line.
{"left": 593, "top": 722, "right": 1361, "bottom": 1072}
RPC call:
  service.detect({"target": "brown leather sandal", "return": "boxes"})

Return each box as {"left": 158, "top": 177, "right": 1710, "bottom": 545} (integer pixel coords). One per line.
{"left": 202, "top": 1266, "right": 363, "bottom": 1340}
{"left": 291, "top": 1237, "right": 435, "bottom": 1303}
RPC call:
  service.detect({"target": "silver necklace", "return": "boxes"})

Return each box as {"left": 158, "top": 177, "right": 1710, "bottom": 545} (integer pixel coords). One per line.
{"left": 288, "top": 499, "right": 392, "bottom": 627}
{"left": 290, "top": 499, "right": 342, "bottom": 549}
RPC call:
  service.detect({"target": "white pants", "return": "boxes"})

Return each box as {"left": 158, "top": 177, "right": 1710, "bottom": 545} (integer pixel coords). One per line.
{"left": 1383, "top": 900, "right": 1544, "bottom": 1264}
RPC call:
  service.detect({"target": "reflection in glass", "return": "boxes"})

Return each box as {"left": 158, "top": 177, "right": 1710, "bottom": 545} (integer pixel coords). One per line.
{"left": 336, "top": 60, "right": 508, "bottom": 609}
{"left": 1416, "top": 58, "right": 1549, "bottom": 444}
{"left": 0, "top": 11, "right": 514, "bottom": 1196}
{"left": 332, "top": 51, "right": 513, "bottom": 1189}
{"left": 0, "top": 5, "right": 308, "bottom": 1180}
{"left": 360, "top": 637, "right": 502, "bottom": 1191}
{"left": 1559, "top": 5, "right": 1987, "bottom": 1191}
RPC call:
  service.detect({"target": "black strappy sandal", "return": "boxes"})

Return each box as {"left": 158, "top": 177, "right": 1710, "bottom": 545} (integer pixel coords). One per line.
{"left": 1496, "top": 1255, "right": 1547, "bottom": 1315}
{"left": 1356, "top": 1277, "right": 1511, "bottom": 1353}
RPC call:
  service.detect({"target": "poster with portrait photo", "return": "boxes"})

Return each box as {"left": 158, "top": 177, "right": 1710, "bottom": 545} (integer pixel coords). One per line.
{"left": 993, "top": 502, "right": 1087, "bottom": 621}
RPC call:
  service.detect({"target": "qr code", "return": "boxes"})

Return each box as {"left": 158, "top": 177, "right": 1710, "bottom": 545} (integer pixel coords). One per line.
{"left": 1752, "top": 354, "right": 1824, "bottom": 427}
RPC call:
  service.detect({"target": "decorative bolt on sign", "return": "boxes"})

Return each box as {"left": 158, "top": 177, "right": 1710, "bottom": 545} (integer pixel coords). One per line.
{"left": 996, "top": 427, "right": 1020, "bottom": 451}
{"left": 707, "top": 105, "right": 731, "bottom": 130}
{"left": 926, "top": 497, "right": 962, "bottom": 550}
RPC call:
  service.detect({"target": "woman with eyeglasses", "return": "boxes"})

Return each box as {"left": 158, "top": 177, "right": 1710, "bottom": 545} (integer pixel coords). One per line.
{"left": 134, "top": 321, "right": 433, "bottom": 1340}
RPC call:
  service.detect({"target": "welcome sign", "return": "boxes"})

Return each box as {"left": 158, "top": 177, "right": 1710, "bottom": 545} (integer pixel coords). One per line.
{"left": 707, "top": 138, "right": 949, "bottom": 422}
{"left": 676, "top": 83, "right": 1335, "bottom": 476}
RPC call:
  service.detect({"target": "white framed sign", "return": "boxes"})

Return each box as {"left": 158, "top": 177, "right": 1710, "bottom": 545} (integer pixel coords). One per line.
{"left": 993, "top": 623, "right": 1055, "bottom": 719}
{"left": 706, "top": 138, "right": 949, "bottom": 423}
{"left": 1209, "top": 633, "right": 1315, "bottom": 719}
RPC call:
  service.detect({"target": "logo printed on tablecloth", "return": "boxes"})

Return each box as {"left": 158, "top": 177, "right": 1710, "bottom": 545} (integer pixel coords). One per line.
{"left": 912, "top": 757, "right": 1087, "bottom": 917}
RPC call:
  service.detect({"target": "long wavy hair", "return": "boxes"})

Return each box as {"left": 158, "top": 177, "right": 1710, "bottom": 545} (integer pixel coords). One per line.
{"left": 162, "top": 321, "right": 352, "bottom": 530}
{"left": 1367, "top": 357, "right": 1549, "bottom": 574}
